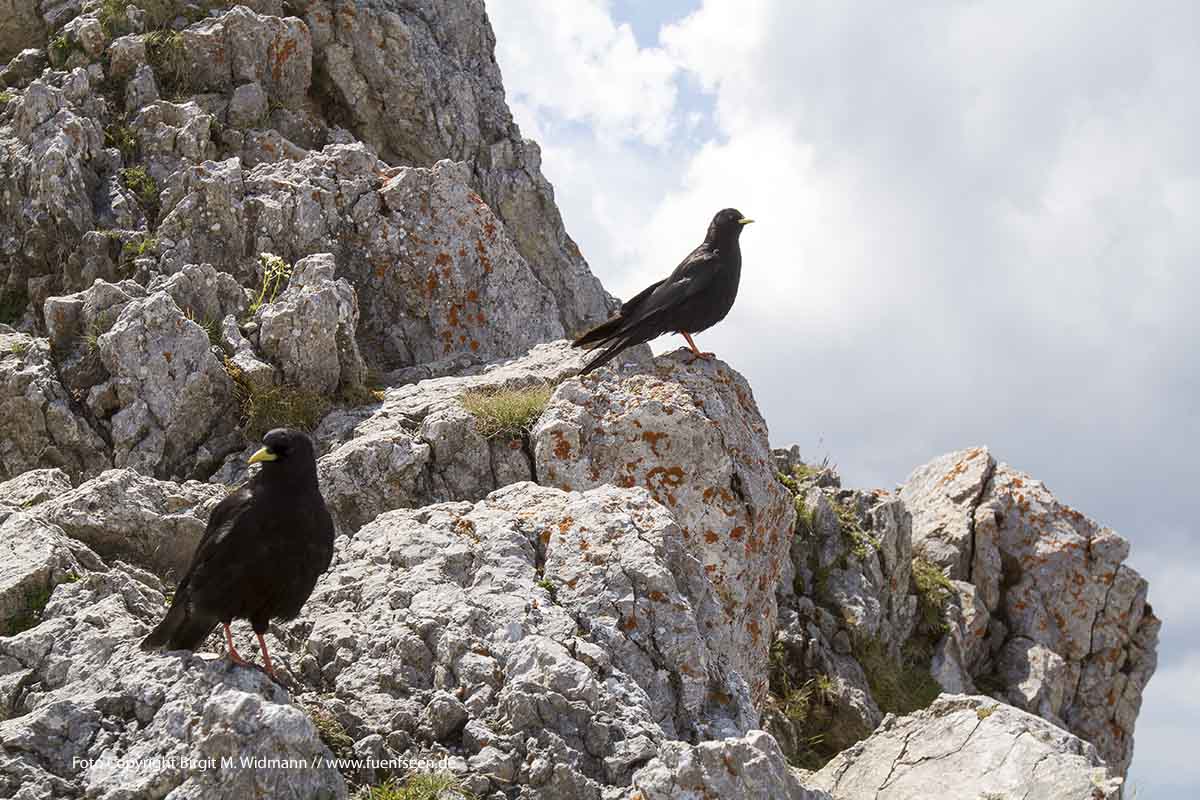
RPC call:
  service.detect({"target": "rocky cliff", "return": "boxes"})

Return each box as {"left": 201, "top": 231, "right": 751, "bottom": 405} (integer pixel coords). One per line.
{"left": 0, "top": 2, "right": 1157, "bottom": 799}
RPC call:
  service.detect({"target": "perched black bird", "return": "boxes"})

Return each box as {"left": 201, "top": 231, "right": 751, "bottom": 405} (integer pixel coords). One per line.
{"left": 573, "top": 208, "right": 754, "bottom": 374}
{"left": 141, "top": 428, "right": 334, "bottom": 678}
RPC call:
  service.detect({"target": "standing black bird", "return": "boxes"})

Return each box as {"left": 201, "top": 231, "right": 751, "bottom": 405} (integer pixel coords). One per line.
{"left": 141, "top": 428, "right": 334, "bottom": 678}
{"left": 573, "top": 208, "right": 754, "bottom": 374}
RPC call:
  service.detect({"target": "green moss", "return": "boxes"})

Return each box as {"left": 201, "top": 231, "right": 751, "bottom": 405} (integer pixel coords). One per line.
{"left": 460, "top": 383, "right": 553, "bottom": 440}
{"left": 912, "top": 556, "right": 953, "bottom": 638}
{"left": 0, "top": 287, "right": 28, "bottom": 325}
{"left": 7, "top": 582, "right": 54, "bottom": 635}
{"left": 146, "top": 29, "right": 189, "bottom": 98}
{"left": 307, "top": 704, "right": 355, "bottom": 760}
{"left": 356, "top": 773, "right": 470, "bottom": 800}
{"left": 976, "top": 704, "right": 997, "bottom": 720}
{"left": 105, "top": 123, "right": 139, "bottom": 163}
{"left": 854, "top": 635, "right": 942, "bottom": 716}
{"left": 8, "top": 339, "right": 30, "bottom": 355}
{"left": 0, "top": 91, "right": 14, "bottom": 104}
{"left": 249, "top": 252, "right": 293, "bottom": 314}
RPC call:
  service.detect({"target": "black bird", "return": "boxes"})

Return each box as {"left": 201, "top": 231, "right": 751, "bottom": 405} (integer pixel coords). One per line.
{"left": 141, "top": 428, "right": 334, "bottom": 678}
{"left": 573, "top": 208, "right": 754, "bottom": 375}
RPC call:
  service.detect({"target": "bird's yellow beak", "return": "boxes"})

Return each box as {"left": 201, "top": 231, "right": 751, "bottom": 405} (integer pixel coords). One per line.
{"left": 738, "top": 217, "right": 754, "bottom": 225}
{"left": 248, "top": 447, "right": 278, "bottom": 465}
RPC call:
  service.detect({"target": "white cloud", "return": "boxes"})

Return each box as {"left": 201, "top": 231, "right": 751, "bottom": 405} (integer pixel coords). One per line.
{"left": 488, "top": 0, "right": 680, "bottom": 146}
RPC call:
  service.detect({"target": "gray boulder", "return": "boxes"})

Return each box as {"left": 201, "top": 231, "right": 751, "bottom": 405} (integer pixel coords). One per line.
{"left": 0, "top": 468, "right": 72, "bottom": 510}
{"left": 632, "top": 730, "right": 830, "bottom": 800}
{"left": 810, "top": 695, "right": 1122, "bottom": 800}
{"left": 0, "top": 330, "right": 110, "bottom": 482}
{"left": 37, "top": 469, "right": 227, "bottom": 581}
{"left": 900, "top": 449, "right": 1160, "bottom": 775}
{"left": 256, "top": 252, "right": 366, "bottom": 395}
{"left": 0, "top": 564, "right": 345, "bottom": 799}
{"left": 533, "top": 350, "right": 794, "bottom": 705}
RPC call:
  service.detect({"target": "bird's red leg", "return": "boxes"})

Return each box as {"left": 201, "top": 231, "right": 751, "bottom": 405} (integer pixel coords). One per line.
{"left": 255, "top": 632, "right": 277, "bottom": 678}
{"left": 681, "top": 332, "right": 714, "bottom": 359}
{"left": 224, "top": 623, "right": 250, "bottom": 667}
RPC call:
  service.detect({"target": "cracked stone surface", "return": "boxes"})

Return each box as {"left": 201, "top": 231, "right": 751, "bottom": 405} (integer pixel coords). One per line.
{"left": 900, "top": 449, "right": 1159, "bottom": 775}
{"left": 809, "top": 695, "right": 1121, "bottom": 800}
{"left": 533, "top": 350, "right": 795, "bottom": 707}
{"left": 631, "top": 730, "right": 831, "bottom": 800}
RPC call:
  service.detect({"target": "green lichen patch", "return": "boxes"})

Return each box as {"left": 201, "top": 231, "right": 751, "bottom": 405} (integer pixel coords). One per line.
{"left": 460, "top": 383, "right": 553, "bottom": 441}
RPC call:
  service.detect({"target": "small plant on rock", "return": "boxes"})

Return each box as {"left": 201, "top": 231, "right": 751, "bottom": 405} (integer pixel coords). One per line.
{"left": 356, "top": 773, "right": 471, "bottom": 800}
{"left": 145, "top": 29, "right": 189, "bottom": 98}
{"left": 250, "top": 252, "right": 293, "bottom": 314}
{"left": 460, "top": 383, "right": 553, "bottom": 440}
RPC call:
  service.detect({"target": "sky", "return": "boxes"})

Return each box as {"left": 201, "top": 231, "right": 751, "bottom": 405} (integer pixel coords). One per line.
{"left": 485, "top": 1, "right": 1199, "bottom": 795}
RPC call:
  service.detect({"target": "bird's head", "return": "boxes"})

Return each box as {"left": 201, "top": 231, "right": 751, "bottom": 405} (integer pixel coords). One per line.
{"left": 248, "top": 428, "right": 318, "bottom": 481}
{"left": 708, "top": 208, "right": 754, "bottom": 241}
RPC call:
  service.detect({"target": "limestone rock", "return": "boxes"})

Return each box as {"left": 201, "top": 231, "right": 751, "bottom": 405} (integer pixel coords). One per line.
{"left": 91, "top": 291, "right": 242, "bottom": 480}
{"left": 533, "top": 350, "right": 794, "bottom": 704}
{"left": 0, "top": 330, "right": 110, "bottom": 482}
{"left": 315, "top": 339, "right": 593, "bottom": 534}
{"left": 0, "top": 565, "right": 345, "bottom": 799}
{"left": 900, "top": 450, "right": 1160, "bottom": 774}
{"left": 288, "top": 482, "right": 755, "bottom": 797}
{"left": 256, "top": 252, "right": 366, "bottom": 395}
{"left": 809, "top": 695, "right": 1122, "bottom": 800}
{"left": 631, "top": 730, "right": 830, "bottom": 800}
{"left": 295, "top": 0, "right": 614, "bottom": 333}
{"left": 0, "top": 468, "right": 72, "bottom": 509}
{"left": 37, "top": 469, "right": 227, "bottom": 581}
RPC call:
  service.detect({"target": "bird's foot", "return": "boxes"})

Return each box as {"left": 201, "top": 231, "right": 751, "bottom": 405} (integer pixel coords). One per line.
{"left": 223, "top": 623, "right": 252, "bottom": 669}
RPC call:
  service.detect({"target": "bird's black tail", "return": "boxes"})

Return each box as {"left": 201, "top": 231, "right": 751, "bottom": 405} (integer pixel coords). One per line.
{"left": 141, "top": 593, "right": 217, "bottom": 651}
{"left": 579, "top": 334, "right": 637, "bottom": 376}
{"left": 573, "top": 314, "right": 627, "bottom": 349}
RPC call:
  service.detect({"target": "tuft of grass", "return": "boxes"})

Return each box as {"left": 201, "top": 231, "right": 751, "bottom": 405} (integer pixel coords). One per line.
{"left": 182, "top": 307, "right": 221, "bottom": 347}
{"left": 912, "top": 556, "right": 953, "bottom": 639}
{"left": 82, "top": 312, "right": 119, "bottom": 353}
{"left": 0, "top": 288, "right": 28, "bottom": 325}
{"left": 8, "top": 339, "right": 31, "bottom": 355}
{"left": 338, "top": 382, "right": 386, "bottom": 408}
{"left": 106, "top": 123, "right": 139, "bottom": 163}
{"left": 976, "top": 704, "right": 997, "bottom": 720}
{"left": 460, "top": 383, "right": 553, "bottom": 440}
{"left": 250, "top": 252, "right": 292, "bottom": 314}
{"left": 356, "top": 773, "right": 470, "bottom": 800}
{"left": 121, "top": 236, "right": 158, "bottom": 264}
{"left": 145, "top": 29, "right": 189, "bottom": 98}
{"left": 225, "top": 359, "right": 331, "bottom": 440}
{"left": 48, "top": 34, "right": 74, "bottom": 67}
{"left": 7, "top": 582, "right": 54, "bottom": 635}
{"left": 120, "top": 166, "right": 159, "bottom": 211}
{"left": 854, "top": 635, "right": 942, "bottom": 716}
{"left": 0, "top": 90, "right": 14, "bottom": 104}
{"left": 308, "top": 704, "right": 355, "bottom": 760}
{"left": 535, "top": 577, "right": 558, "bottom": 603}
